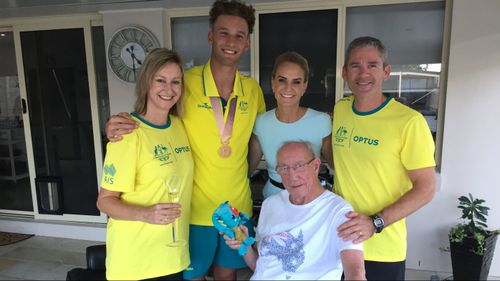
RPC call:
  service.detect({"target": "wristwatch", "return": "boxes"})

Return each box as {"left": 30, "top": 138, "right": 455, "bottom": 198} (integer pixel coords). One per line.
{"left": 370, "top": 214, "right": 385, "bottom": 233}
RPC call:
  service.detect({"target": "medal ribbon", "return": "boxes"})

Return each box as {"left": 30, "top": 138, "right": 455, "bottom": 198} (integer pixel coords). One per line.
{"left": 210, "top": 96, "right": 238, "bottom": 145}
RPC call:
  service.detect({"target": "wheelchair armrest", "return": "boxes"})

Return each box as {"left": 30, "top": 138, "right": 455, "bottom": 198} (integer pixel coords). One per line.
{"left": 86, "top": 245, "right": 106, "bottom": 271}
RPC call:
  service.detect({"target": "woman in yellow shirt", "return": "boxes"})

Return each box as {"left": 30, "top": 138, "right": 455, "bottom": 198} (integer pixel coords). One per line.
{"left": 97, "top": 48, "right": 194, "bottom": 280}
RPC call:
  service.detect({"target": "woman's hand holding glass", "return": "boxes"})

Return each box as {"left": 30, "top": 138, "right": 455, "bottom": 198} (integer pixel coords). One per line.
{"left": 140, "top": 203, "right": 181, "bottom": 225}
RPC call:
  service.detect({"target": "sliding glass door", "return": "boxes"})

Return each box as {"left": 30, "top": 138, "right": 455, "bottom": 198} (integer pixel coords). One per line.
{"left": 0, "top": 31, "right": 32, "bottom": 213}
{"left": 14, "top": 20, "right": 106, "bottom": 222}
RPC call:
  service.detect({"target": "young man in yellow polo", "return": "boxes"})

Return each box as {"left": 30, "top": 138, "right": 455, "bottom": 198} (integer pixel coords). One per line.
{"left": 180, "top": 1, "right": 265, "bottom": 278}
{"left": 105, "top": 1, "right": 265, "bottom": 280}
{"left": 334, "top": 36, "right": 436, "bottom": 280}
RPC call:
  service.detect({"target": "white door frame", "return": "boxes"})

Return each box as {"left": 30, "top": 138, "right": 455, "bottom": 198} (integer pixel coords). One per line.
{"left": 12, "top": 17, "right": 106, "bottom": 223}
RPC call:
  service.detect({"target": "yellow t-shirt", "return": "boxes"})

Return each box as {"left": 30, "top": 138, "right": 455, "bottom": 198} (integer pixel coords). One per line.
{"left": 101, "top": 114, "right": 193, "bottom": 280}
{"left": 182, "top": 61, "right": 265, "bottom": 225}
{"left": 332, "top": 96, "right": 435, "bottom": 262}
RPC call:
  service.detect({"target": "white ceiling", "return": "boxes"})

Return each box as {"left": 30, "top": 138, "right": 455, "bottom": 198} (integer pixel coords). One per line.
{"left": 1, "top": 0, "right": 178, "bottom": 9}
{"left": 0, "top": 0, "right": 276, "bottom": 19}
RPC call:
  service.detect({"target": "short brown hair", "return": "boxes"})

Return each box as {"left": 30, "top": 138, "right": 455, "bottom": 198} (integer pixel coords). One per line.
{"left": 134, "top": 48, "right": 184, "bottom": 116}
{"left": 271, "top": 51, "right": 310, "bottom": 82}
{"left": 209, "top": 0, "right": 256, "bottom": 34}
{"left": 345, "top": 36, "right": 388, "bottom": 67}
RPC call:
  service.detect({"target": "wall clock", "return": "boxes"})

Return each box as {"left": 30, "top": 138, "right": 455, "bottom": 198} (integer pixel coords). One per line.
{"left": 107, "top": 25, "right": 160, "bottom": 83}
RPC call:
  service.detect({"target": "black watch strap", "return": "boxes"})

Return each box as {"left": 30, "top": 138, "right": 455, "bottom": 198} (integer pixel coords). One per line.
{"left": 370, "top": 214, "right": 385, "bottom": 233}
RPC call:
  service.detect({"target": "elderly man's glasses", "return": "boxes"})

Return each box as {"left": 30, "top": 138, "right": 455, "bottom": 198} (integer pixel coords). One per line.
{"left": 276, "top": 158, "right": 315, "bottom": 175}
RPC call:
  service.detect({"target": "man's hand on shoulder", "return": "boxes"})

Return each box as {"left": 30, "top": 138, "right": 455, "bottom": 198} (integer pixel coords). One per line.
{"left": 105, "top": 112, "right": 139, "bottom": 142}
{"left": 337, "top": 211, "right": 376, "bottom": 244}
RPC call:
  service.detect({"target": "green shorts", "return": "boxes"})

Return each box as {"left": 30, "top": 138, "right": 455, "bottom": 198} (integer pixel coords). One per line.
{"left": 183, "top": 221, "right": 255, "bottom": 280}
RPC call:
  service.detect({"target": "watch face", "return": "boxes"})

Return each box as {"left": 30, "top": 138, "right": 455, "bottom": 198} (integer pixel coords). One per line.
{"left": 371, "top": 215, "right": 385, "bottom": 233}
{"left": 108, "top": 25, "right": 160, "bottom": 83}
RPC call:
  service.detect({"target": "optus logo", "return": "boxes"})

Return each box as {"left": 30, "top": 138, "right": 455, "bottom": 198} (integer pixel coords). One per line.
{"left": 352, "top": 135, "right": 379, "bottom": 146}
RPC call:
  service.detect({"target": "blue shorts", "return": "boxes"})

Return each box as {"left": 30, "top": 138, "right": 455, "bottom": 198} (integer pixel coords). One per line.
{"left": 183, "top": 221, "right": 255, "bottom": 280}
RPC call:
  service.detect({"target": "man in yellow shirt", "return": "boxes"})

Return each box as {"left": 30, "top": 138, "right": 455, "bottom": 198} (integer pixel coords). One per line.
{"left": 105, "top": 1, "right": 265, "bottom": 280}
{"left": 333, "top": 36, "right": 436, "bottom": 280}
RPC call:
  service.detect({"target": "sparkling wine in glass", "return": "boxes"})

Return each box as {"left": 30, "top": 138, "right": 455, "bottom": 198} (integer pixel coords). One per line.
{"left": 165, "top": 175, "right": 185, "bottom": 247}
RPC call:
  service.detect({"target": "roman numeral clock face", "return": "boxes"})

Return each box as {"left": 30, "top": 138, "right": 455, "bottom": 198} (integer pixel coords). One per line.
{"left": 107, "top": 25, "right": 160, "bottom": 83}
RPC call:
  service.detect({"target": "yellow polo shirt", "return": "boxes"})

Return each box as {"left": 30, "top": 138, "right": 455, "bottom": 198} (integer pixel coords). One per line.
{"left": 182, "top": 61, "right": 265, "bottom": 226}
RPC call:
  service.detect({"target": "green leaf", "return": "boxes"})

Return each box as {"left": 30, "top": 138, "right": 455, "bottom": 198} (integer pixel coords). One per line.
{"left": 476, "top": 206, "right": 490, "bottom": 213}
{"left": 468, "top": 193, "right": 474, "bottom": 200}
{"left": 458, "top": 196, "right": 470, "bottom": 204}
{"left": 475, "top": 212, "right": 487, "bottom": 223}
{"left": 477, "top": 221, "right": 488, "bottom": 228}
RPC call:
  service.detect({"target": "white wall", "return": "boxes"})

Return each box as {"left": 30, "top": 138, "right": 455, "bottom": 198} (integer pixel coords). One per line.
{"left": 2, "top": 0, "right": 500, "bottom": 277}
{"left": 102, "top": 8, "right": 166, "bottom": 114}
{"left": 1, "top": 219, "right": 106, "bottom": 242}
{"left": 406, "top": 0, "right": 500, "bottom": 277}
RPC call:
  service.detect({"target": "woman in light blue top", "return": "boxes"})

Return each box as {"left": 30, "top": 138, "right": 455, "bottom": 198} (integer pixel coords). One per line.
{"left": 249, "top": 52, "right": 333, "bottom": 199}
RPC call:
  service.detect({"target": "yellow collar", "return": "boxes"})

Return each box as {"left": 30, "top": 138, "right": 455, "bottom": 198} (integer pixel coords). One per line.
{"left": 202, "top": 60, "right": 245, "bottom": 98}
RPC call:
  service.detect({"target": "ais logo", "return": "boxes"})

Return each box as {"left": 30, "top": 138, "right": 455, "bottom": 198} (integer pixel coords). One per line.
{"left": 103, "top": 164, "right": 116, "bottom": 184}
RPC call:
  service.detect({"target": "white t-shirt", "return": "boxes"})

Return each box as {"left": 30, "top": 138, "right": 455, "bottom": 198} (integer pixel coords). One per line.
{"left": 251, "top": 190, "right": 363, "bottom": 280}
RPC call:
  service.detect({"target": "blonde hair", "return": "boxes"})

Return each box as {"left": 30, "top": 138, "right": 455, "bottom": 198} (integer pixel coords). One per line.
{"left": 134, "top": 48, "right": 184, "bottom": 116}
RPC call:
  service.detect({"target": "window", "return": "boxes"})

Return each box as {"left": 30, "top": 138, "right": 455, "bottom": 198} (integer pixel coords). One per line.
{"left": 171, "top": 16, "right": 250, "bottom": 74}
{"left": 345, "top": 2, "right": 445, "bottom": 140}
{"left": 258, "top": 9, "right": 338, "bottom": 112}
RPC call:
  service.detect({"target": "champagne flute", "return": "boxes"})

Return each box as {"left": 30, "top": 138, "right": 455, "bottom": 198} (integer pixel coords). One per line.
{"left": 165, "top": 175, "right": 185, "bottom": 247}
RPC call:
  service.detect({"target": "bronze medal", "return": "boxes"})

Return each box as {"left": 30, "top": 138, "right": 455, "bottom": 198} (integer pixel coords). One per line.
{"left": 218, "top": 144, "right": 232, "bottom": 158}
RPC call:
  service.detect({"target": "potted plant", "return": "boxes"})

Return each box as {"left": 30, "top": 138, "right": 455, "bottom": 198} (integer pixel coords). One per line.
{"left": 449, "top": 193, "right": 499, "bottom": 280}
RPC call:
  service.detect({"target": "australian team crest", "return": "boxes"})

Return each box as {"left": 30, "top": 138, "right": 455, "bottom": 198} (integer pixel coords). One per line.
{"left": 153, "top": 144, "right": 172, "bottom": 162}
{"left": 238, "top": 100, "right": 248, "bottom": 112}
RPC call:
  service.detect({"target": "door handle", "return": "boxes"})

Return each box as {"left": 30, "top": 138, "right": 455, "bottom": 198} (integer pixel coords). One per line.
{"left": 22, "top": 98, "right": 27, "bottom": 113}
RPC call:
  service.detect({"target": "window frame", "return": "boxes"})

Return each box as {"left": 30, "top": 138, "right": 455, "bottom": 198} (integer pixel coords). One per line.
{"left": 165, "top": 0, "right": 449, "bottom": 169}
